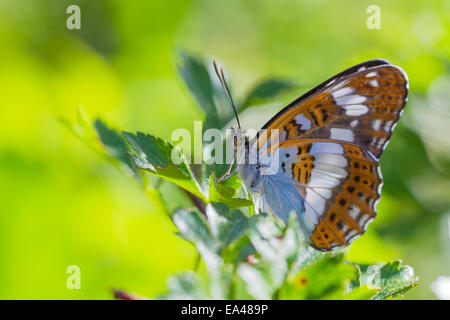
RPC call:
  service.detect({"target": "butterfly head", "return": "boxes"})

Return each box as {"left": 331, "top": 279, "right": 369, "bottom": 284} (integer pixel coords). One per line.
{"left": 213, "top": 60, "right": 253, "bottom": 166}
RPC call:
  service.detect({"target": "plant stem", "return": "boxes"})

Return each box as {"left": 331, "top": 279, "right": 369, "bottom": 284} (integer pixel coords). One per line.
{"left": 113, "top": 289, "right": 143, "bottom": 300}
{"left": 186, "top": 191, "right": 207, "bottom": 215}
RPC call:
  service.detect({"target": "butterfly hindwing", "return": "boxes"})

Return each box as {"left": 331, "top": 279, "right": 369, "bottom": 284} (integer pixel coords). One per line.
{"left": 258, "top": 60, "right": 408, "bottom": 160}
{"left": 264, "top": 139, "right": 382, "bottom": 250}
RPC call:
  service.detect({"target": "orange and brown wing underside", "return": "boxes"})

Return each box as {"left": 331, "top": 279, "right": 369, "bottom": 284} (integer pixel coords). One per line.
{"left": 258, "top": 64, "right": 408, "bottom": 160}
{"left": 309, "top": 144, "right": 381, "bottom": 250}
{"left": 268, "top": 139, "right": 382, "bottom": 250}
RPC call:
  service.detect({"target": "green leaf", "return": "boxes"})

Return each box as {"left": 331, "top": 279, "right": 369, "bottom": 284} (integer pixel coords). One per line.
{"left": 343, "top": 286, "right": 378, "bottom": 300}
{"left": 208, "top": 175, "right": 252, "bottom": 209}
{"left": 206, "top": 203, "right": 250, "bottom": 246}
{"left": 161, "top": 271, "right": 209, "bottom": 299}
{"left": 59, "top": 107, "right": 106, "bottom": 157}
{"left": 240, "top": 78, "right": 297, "bottom": 111}
{"left": 62, "top": 112, "right": 171, "bottom": 212}
{"left": 164, "top": 206, "right": 418, "bottom": 300}
{"left": 237, "top": 214, "right": 304, "bottom": 299}
{"left": 247, "top": 214, "right": 299, "bottom": 266}
{"left": 222, "top": 235, "right": 255, "bottom": 263}
{"left": 172, "top": 207, "right": 237, "bottom": 299}
{"left": 172, "top": 208, "right": 225, "bottom": 283}
{"left": 177, "top": 50, "right": 221, "bottom": 130}
{"left": 357, "top": 260, "right": 419, "bottom": 300}
{"left": 94, "top": 119, "right": 139, "bottom": 177}
{"left": 203, "top": 201, "right": 255, "bottom": 264}
{"left": 237, "top": 263, "right": 274, "bottom": 300}
{"left": 123, "top": 131, "right": 205, "bottom": 200}
{"left": 290, "top": 242, "right": 324, "bottom": 274}
{"left": 172, "top": 208, "right": 217, "bottom": 252}
{"left": 280, "top": 253, "right": 356, "bottom": 300}
{"left": 61, "top": 109, "right": 141, "bottom": 179}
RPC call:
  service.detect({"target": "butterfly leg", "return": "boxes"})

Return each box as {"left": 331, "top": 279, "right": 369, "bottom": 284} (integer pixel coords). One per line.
{"left": 216, "top": 158, "right": 236, "bottom": 182}
{"left": 257, "top": 192, "right": 266, "bottom": 214}
{"left": 262, "top": 193, "right": 267, "bottom": 214}
{"left": 251, "top": 192, "right": 265, "bottom": 214}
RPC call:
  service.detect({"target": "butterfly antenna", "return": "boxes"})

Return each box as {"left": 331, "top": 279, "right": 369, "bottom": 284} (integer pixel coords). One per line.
{"left": 213, "top": 60, "right": 241, "bottom": 129}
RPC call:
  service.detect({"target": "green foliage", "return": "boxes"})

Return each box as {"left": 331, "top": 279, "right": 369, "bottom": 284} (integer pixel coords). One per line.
{"left": 162, "top": 271, "right": 209, "bottom": 300}
{"left": 123, "top": 131, "right": 205, "bottom": 200}
{"left": 94, "top": 119, "right": 140, "bottom": 177}
{"left": 281, "top": 253, "right": 355, "bottom": 300}
{"left": 166, "top": 205, "right": 418, "bottom": 300}
{"left": 208, "top": 175, "right": 252, "bottom": 209}
{"left": 356, "top": 261, "right": 419, "bottom": 300}
{"left": 60, "top": 108, "right": 139, "bottom": 178}
{"left": 65, "top": 49, "right": 419, "bottom": 300}
{"left": 240, "top": 78, "right": 297, "bottom": 112}
{"left": 177, "top": 51, "right": 298, "bottom": 130}
{"left": 177, "top": 51, "right": 220, "bottom": 131}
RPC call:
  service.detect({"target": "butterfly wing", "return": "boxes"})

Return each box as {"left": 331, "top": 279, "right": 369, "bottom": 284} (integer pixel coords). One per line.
{"left": 255, "top": 59, "right": 408, "bottom": 250}
{"left": 262, "top": 139, "right": 382, "bottom": 250}
{"left": 257, "top": 59, "right": 408, "bottom": 160}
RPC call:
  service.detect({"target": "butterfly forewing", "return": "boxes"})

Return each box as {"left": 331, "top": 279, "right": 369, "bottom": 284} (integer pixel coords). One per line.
{"left": 258, "top": 61, "right": 408, "bottom": 160}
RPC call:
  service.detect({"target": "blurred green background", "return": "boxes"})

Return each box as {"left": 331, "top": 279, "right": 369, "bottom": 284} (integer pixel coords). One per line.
{"left": 0, "top": 0, "right": 449, "bottom": 299}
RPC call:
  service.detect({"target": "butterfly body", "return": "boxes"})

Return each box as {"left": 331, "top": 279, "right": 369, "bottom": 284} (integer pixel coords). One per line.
{"left": 232, "top": 59, "right": 408, "bottom": 251}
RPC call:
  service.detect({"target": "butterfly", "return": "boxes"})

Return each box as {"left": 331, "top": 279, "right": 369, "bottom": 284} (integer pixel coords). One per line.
{"left": 213, "top": 59, "right": 408, "bottom": 251}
